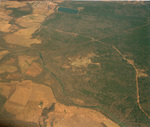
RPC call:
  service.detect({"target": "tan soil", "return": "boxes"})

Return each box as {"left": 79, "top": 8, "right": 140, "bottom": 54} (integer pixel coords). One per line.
{"left": 0, "top": 65, "right": 17, "bottom": 74}
{"left": 6, "top": 72, "right": 22, "bottom": 80}
{"left": 47, "top": 103, "right": 119, "bottom": 127}
{"left": 4, "top": 33, "right": 41, "bottom": 47}
{"left": 32, "top": 1, "right": 56, "bottom": 16}
{"left": 0, "top": 20, "right": 11, "bottom": 32}
{"left": 62, "top": 64, "right": 71, "bottom": 69}
{"left": 4, "top": 58, "right": 16, "bottom": 65}
{"left": 28, "top": 82, "right": 56, "bottom": 107}
{"left": 9, "top": 24, "right": 19, "bottom": 32}
{"left": 70, "top": 98, "right": 85, "bottom": 105}
{"left": 137, "top": 69, "right": 148, "bottom": 77}
{"left": 18, "top": 55, "right": 38, "bottom": 73}
{"left": 2, "top": 86, "right": 11, "bottom": 98}
{"left": 7, "top": 86, "right": 32, "bottom": 106}
{"left": 70, "top": 53, "right": 100, "bottom": 68}
{"left": 138, "top": 73, "right": 148, "bottom": 77}
{"left": 78, "top": 7, "right": 85, "bottom": 11}
{"left": 4, "top": 80, "right": 56, "bottom": 122}
{"left": 26, "top": 62, "right": 43, "bottom": 77}
{"left": 0, "top": 11, "right": 13, "bottom": 21}
{"left": 71, "top": 57, "right": 92, "bottom": 67}
{"left": 14, "top": 27, "right": 38, "bottom": 38}
{"left": 2, "top": 80, "right": 120, "bottom": 126}
{"left": 15, "top": 14, "right": 46, "bottom": 28}
{"left": 0, "top": 50, "right": 9, "bottom": 60}
{"left": 15, "top": 101, "right": 43, "bottom": 123}
{"left": 126, "top": 58, "right": 134, "bottom": 65}
{"left": 1, "top": 1, "right": 56, "bottom": 48}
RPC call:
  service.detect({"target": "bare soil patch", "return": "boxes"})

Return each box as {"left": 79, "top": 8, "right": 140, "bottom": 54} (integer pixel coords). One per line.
{"left": 6, "top": 72, "right": 22, "bottom": 80}
{"left": 18, "top": 55, "right": 38, "bottom": 73}
{"left": 0, "top": 20, "right": 11, "bottom": 32}
{"left": 0, "top": 50, "right": 9, "bottom": 60}
{"left": 4, "top": 33, "right": 41, "bottom": 47}
{"left": 137, "top": 69, "right": 148, "bottom": 77}
{"left": 69, "top": 53, "right": 100, "bottom": 68}
{"left": 4, "top": 80, "right": 56, "bottom": 123}
{"left": 47, "top": 103, "right": 119, "bottom": 127}
{"left": 26, "top": 62, "right": 43, "bottom": 77}
{"left": 0, "top": 65, "right": 17, "bottom": 74}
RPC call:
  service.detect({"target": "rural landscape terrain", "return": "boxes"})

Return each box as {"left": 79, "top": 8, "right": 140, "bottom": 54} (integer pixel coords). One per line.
{"left": 0, "top": 0, "right": 150, "bottom": 127}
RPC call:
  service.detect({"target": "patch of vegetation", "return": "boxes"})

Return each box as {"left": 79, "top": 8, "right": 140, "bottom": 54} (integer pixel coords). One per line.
{"left": 41, "top": 103, "right": 55, "bottom": 117}
{"left": 7, "top": 4, "right": 32, "bottom": 18}
{"left": 0, "top": 119, "right": 38, "bottom": 127}
{"left": 43, "top": 2, "right": 149, "bottom": 40}
{"left": 0, "top": 95, "right": 6, "bottom": 111}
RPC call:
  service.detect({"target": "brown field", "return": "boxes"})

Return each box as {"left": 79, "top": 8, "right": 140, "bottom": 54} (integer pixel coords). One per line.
{"left": 6, "top": 72, "right": 22, "bottom": 80}
{"left": 32, "top": 1, "right": 56, "bottom": 16}
{"left": 0, "top": 20, "right": 11, "bottom": 32}
{"left": 4, "top": 58, "right": 16, "bottom": 65}
{"left": 8, "top": 86, "right": 32, "bottom": 106}
{"left": 4, "top": 33, "right": 41, "bottom": 47}
{"left": 15, "top": 14, "right": 46, "bottom": 28}
{"left": 0, "top": 65, "right": 17, "bottom": 74}
{"left": 26, "top": 62, "right": 43, "bottom": 77}
{"left": 47, "top": 103, "right": 119, "bottom": 127}
{"left": 4, "top": 80, "right": 56, "bottom": 123}
{"left": 9, "top": 24, "right": 19, "bottom": 32}
{"left": 14, "top": 27, "right": 38, "bottom": 39}
{"left": 0, "top": 50, "right": 9, "bottom": 60}
{"left": 18, "top": 55, "right": 38, "bottom": 73}
{"left": 15, "top": 101, "right": 43, "bottom": 123}
{"left": 1, "top": 1, "right": 56, "bottom": 48}
{"left": 2, "top": 86, "right": 11, "bottom": 98}
{"left": 0, "top": 11, "right": 13, "bottom": 21}
{"left": 1, "top": 79, "right": 120, "bottom": 126}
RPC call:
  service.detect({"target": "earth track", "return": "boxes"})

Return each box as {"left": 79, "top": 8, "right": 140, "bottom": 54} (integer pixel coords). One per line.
{"left": 113, "top": 46, "right": 150, "bottom": 119}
